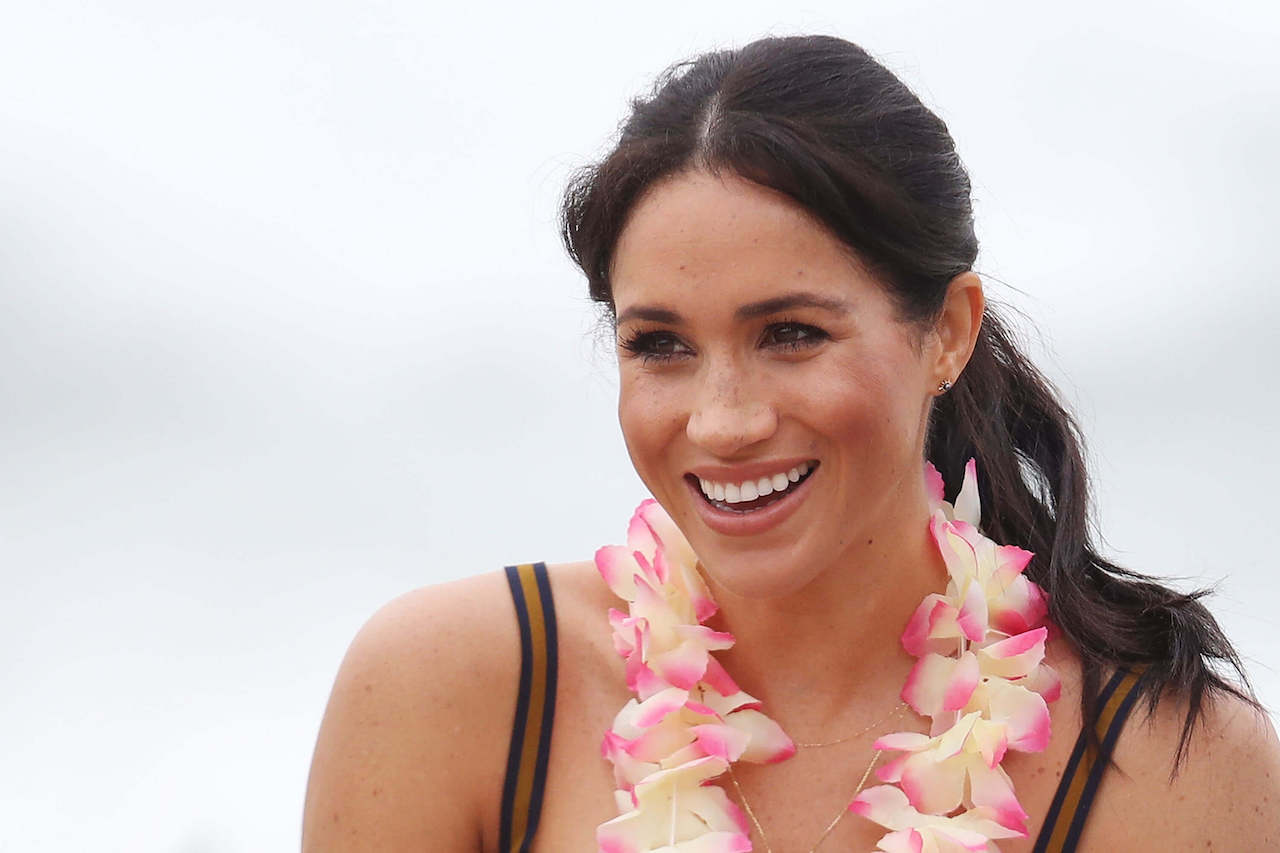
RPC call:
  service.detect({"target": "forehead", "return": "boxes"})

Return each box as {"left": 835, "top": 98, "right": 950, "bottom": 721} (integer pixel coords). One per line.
{"left": 610, "top": 170, "right": 876, "bottom": 314}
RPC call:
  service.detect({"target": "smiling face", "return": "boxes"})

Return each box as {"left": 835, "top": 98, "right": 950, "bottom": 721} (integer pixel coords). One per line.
{"left": 611, "top": 170, "right": 959, "bottom": 598}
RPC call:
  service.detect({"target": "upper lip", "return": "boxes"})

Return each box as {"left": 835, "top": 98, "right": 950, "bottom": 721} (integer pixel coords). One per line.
{"left": 687, "top": 458, "right": 818, "bottom": 482}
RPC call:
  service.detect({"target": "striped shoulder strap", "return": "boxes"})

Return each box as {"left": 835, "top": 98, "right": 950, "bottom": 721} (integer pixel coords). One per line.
{"left": 499, "top": 562, "right": 559, "bottom": 853}
{"left": 1033, "top": 666, "right": 1148, "bottom": 852}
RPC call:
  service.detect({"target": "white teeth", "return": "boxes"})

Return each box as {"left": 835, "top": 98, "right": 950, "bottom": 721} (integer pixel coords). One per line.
{"left": 696, "top": 463, "right": 816, "bottom": 505}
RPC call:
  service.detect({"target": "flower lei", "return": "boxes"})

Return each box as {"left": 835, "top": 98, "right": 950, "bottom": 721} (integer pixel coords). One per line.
{"left": 595, "top": 461, "right": 1059, "bottom": 853}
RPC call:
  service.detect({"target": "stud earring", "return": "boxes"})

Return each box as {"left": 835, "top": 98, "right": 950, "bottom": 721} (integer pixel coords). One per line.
{"left": 937, "top": 379, "right": 954, "bottom": 394}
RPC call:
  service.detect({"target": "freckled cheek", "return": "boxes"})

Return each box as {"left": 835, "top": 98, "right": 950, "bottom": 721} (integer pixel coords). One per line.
{"left": 617, "top": 380, "right": 686, "bottom": 490}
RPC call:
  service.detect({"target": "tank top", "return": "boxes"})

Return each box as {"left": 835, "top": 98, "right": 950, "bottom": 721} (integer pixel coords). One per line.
{"left": 498, "top": 561, "right": 1147, "bottom": 853}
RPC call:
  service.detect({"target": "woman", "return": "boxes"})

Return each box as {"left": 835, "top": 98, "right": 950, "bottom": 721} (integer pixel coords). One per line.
{"left": 302, "top": 35, "right": 1280, "bottom": 851}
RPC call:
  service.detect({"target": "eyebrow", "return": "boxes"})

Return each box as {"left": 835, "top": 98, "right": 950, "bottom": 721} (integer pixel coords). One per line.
{"left": 615, "top": 291, "right": 853, "bottom": 326}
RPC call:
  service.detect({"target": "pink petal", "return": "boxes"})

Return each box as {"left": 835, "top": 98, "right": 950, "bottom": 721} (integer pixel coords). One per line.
{"left": 1024, "top": 662, "right": 1062, "bottom": 703}
{"left": 650, "top": 545, "right": 671, "bottom": 586}
{"left": 690, "top": 722, "right": 751, "bottom": 762}
{"left": 969, "top": 718, "right": 1009, "bottom": 767}
{"left": 899, "top": 752, "right": 965, "bottom": 814}
{"left": 726, "top": 708, "right": 796, "bottom": 763}
{"left": 956, "top": 578, "right": 989, "bottom": 642}
{"left": 681, "top": 783, "right": 750, "bottom": 835}
{"left": 596, "top": 545, "right": 640, "bottom": 599}
{"left": 874, "top": 731, "right": 931, "bottom": 752}
{"left": 935, "top": 711, "right": 979, "bottom": 758}
{"left": 979, "top": 626, "right": 1047, "bottom": 679}
{"left": 626, "top": 510, "right": 659, "bottom": 559}
{"left": 924, "top": 461, "right": 946, "bottom": 505}
{"left": 874, "top": 829, "right": 924, "bottom": 853}
{"left": 931, "top": 517, "right": 980, "bottom": 587}
{"left": 626, "top": 723, "right": 695, "bottom": 763}
{"left": 968, "top": 760, "right": 1028, "bottom": 835}
{"left": 902, "top": 594, "right": 956, "bottom": 656}
{"left": 652, "top": 641, "right": 711, "bottom": 690}
{"left": 992, "top": 544, "right": 1033, "bottom": 583}
{"left": 597, "top": 834, "right": 638, "bottom": 853}
{"left": 674, "top": 624, "right": 736, "bottom": 650}
{"left": 633, "top": 686, "right": 689, "bottom": 727}
{"left": 637, "top": 499, "right": 699, "bottom": 573}
{"left": 987, "top": 680, "right": 1051, "bottom": 752}
{"left": 848, "top": 784, "right": 913, "bottom": 827}
{"left": 990, "top": 574, "right": 1049, "bottom": 636}
{"left": 682, "top": 561, "right": 719, "bottom": 621}
{"left": 876, "top": 751, "right": 910, "bottom": 783}
{"left": 701, "top": 656, "right": 742, "bottom": 698}
{"left": 901, "top": 652, "right": 979, "bottom": 716}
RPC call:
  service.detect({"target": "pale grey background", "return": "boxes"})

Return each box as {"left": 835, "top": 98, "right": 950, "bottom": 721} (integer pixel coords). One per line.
{"left": 1, "top": 1, "right": 1276, "bottom": 850}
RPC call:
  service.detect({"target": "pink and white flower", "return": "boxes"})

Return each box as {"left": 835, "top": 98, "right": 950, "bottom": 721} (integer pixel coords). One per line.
{"left": 854, "top": 461, "right": 1058, "bottom": 846}
{"left": 597, "top": 502, "right": 793, "bottom": 852}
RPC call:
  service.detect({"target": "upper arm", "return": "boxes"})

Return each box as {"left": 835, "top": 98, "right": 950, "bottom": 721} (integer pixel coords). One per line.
{"left": 1084, "top": 691, "right": 1280, "bottom": 849}
{"left": 302, "top": 571, "right": 519, "bottom": 852}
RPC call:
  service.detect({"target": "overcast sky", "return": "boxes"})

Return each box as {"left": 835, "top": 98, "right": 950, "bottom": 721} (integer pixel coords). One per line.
{"left": 2, "top": 2, "right": 1277, "bottom": 850}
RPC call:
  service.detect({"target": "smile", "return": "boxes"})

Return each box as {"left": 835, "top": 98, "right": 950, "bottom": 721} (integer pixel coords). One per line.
{"left": 692, "top": 461, "right": 817, "bottom": 513}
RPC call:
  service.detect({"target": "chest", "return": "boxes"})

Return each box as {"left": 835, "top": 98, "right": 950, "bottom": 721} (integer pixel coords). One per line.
{"left": 518, "top": 658, "right": 1085, "bottom": 853}
{"left": 528, "top": 725, "right": 1080, "bottom": 852}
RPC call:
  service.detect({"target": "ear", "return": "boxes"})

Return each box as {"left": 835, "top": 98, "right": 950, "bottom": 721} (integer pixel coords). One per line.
{"left": 931, "top": 272, "right": 984, "bottom": 389}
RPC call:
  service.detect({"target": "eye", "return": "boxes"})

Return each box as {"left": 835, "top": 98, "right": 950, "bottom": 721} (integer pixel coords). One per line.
{"left": 618, "top": 330, "right": 693, "bottom": 364}
{"left": 761, "top": 321, "right": 828, "bottom": 351}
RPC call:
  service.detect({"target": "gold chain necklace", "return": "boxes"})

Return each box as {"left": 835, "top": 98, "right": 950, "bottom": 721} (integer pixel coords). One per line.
{"left": 710, "top": 693, "right": 908, "bottom": 852}
{"left": 727, "top": 748, "right": 883, "bottom": 853}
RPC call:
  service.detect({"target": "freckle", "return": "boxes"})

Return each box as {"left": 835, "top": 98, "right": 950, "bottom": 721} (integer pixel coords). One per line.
{"left": 372, "top": 787, "right": 382, "bottom": 798}
{"left": 364, "top": 683, "right": 373, "bottom": 693}
{"left": 332, "top": 812, "right": 340, "bottom": 824}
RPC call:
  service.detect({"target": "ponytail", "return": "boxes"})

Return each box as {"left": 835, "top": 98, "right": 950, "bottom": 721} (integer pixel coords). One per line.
{"left": 930, "top": 307, "right": 1256, "bottom": 765}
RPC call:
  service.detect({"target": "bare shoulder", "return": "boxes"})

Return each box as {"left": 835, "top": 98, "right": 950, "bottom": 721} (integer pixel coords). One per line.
{"left": 302, "top": 569, "right": 522, "bottom": 852}
{"left": 1083, "top": 686, "right": 1280, "bottom": 850}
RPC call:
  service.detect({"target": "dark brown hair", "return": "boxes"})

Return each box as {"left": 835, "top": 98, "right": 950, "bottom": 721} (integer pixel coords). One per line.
{"left": 560, "top": 34, "right": 1255, "bottom": 764}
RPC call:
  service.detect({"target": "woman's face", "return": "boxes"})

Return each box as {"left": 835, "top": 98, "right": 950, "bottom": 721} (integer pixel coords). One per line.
{"left": 611, "top": 170, "right": 950, "bottom": 598}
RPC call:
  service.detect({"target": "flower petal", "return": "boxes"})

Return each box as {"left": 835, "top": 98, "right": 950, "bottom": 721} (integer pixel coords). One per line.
{"left": 978, "top": 626, "right": 1047, "bottom": 680}
{"left": 987, "top": 679, "right": 1051, "bottom": 753}
{"left": 968, "top": 760, "right": 1028, "bottom": 835}
{"left": 902, "top": 652, "right": 979, "bottom": 716}
{"left": 725, "top": 708, "right": 796, "bottom": 763}
{"left": 954, "top": 458, "right": 981, "bottom": 526}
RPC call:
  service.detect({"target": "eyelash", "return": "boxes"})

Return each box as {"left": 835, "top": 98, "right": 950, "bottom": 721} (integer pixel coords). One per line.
{"left": 618, "top": 320, "right": 829, "bottom": 364}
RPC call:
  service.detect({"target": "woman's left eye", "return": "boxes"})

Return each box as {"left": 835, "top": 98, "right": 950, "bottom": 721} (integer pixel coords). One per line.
{"left": 761, "top": 322, "right": 828, "bottom": 350}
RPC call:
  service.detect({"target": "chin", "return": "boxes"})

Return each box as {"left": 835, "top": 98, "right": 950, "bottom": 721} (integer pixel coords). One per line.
{"left": 685, "top": 529, "right": 833, "bottom": 601}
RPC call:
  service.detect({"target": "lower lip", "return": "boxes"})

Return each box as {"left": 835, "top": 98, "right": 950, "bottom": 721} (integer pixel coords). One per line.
{"left": 686, "top": 468, "right": 816, "bottom": 536}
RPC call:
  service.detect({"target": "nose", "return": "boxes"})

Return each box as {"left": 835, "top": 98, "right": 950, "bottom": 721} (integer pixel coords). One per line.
{"left": 685, "top": 364, "right": 778, "bottom": 458}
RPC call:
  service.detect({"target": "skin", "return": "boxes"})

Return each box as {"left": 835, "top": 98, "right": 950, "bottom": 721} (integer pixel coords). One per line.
{"left": 302, "top": 170, "right": 1280, "bottom": 851}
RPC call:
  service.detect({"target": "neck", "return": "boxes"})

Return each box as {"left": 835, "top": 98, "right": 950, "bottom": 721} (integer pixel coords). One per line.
{"left": 702, "top": 512, "right": 943, "bottom": 734}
